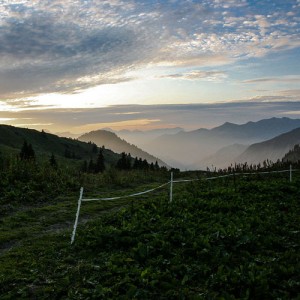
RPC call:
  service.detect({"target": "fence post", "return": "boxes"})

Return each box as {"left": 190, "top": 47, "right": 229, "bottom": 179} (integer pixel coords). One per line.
{"left": 71, "top": 187, "right": 84, "bottom": 244}
{"left": 290, "top": 164, "right": 292, "bottom": 183}
{"left": 169, "top": 172, "right": 173, "bottom": 203}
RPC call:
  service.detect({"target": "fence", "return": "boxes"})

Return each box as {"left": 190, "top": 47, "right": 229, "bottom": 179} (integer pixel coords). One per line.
{"left": 71, "top": 165, "right": 295, "bottom": 244}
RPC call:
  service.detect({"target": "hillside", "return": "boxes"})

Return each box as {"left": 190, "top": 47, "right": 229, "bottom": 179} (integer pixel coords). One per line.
{"left": 282, "top": 144, "right": 300, "bottom": 163}
{"left": 0, "top": 124, "right": 120, "bottom": 165}
{"left": 237, "top": 127, "right": 300, "bottom": 164}
{"left": 143, "top": 117, "right": 300, "bottom": 169}
{"left": 193, "top": 143, "right": 248, "bottom": 169}
{"left": 78, "top": 130, "right": 168, "bottom": 167}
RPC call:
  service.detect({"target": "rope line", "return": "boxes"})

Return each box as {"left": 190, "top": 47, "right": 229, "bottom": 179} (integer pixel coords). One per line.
{"left": 82, "top": 182, "right": 170, "bottom": 202}
{"left": 81, "top": 168, "right": 294, "bottom": 202}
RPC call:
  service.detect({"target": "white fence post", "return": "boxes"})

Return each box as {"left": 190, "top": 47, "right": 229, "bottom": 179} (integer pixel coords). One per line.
{"left": 290, "top": 164, "right": 292, "bottom": 183}
{"left": 170, "top": 172, "right": 173, "bottom": 203}
{"left": 71, "top": 187, "right": 84, "bottom": 244}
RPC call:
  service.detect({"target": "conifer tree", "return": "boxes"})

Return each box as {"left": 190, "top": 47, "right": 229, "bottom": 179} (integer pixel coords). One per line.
{"left": 95, "top": 148, "right": 105, "bottom": 173}
{"left": 116, "top": 152, "right": 132, "bottom": 170}
{"left": 20, "top": 140, "right": 35, "bottom": 161}
{"left": 133, "top": 157, "right": 139, "bottom": 169}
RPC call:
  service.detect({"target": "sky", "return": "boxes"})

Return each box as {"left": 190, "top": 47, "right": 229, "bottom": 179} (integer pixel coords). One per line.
{"left": 0, "top": 0, "right": 299, "bottom": 133}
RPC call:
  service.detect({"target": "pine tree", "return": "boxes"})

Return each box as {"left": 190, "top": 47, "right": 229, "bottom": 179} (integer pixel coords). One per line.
{"left": 20, "top": 140, "right": 35, "bottom": 161}
{"left": 133, "top": 157, "right": 139, "bottom": 169}
{"left": 116, "top": 152, "right": 127, "bottom": 170}
{"left": 95, "top": 149, "right": 105, "bottom": 173}
{"left": 116, "top": 152, "right": 132, "bottom": 170}
{"left": 92, "top": 143, "right": 98, "bottom": 154}
{"left": 142, "top": 159, "right": 149, "bottom": 170}
{"left": 126, "top": 153, "right": 132, "bottom": 170}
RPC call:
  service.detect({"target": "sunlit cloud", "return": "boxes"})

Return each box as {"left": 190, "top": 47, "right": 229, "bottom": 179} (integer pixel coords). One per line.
{"left": 161, "top": 70, "right": 227, "bottom": 81}
{"left": 282, "top": 111, "right": 300, "bottom": 115}
{"left": 0, "top": 118, "right": 16, "bottom": 123}
{"left": 112, "top": 112, "right": 141, "bottom": 115}
{"left": 72, "top": 118, "right": 161, "bottom": 133}
{"left": 14, "top": 123, "right": 53, "bottom": 127}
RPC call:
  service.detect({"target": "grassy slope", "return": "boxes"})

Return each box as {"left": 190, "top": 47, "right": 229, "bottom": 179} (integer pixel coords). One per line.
{"left": 0, "top": 172, "right": 299, "bottom": 299}
{"left": 0, "top": 125, "right": 120, "bottom": 164}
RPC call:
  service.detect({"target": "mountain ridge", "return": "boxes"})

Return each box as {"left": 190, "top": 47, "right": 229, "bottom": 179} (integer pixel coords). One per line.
{"left": 0, "top": 124, "right": 120, "bottom": 165}
{"left": 143, "top": 117, "right": 300, "bottom": 169}
{"left": 236, "top": 127, "right": 300, "bottom": 165}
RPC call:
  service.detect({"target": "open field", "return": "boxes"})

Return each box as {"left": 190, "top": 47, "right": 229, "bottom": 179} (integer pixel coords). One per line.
{"left": 0, "top": 171, "right": 299, "bottom": 299}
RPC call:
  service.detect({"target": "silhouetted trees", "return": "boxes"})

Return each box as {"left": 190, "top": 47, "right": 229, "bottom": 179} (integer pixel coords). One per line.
{"left": 116, "top": 152, "right": 165, "bottom": 172}
{"left": 116, "top": 152, "right": 132, "bottom": 170}
{"left": 20, "top": 141, "right": 35, "bottom": 161}
{"left": 95, "top": 148, "right": 105, "bottom": 173}
{"left": 82, "top": 148, "right": 106, "bottom": 174}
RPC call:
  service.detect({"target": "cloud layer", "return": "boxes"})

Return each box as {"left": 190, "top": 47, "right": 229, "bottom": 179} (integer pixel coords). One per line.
{"left": 2, "top": 101, "right": 300, "bottom": 134}
{"left": 0, "top": 0, "right": 299, "bottom": 99}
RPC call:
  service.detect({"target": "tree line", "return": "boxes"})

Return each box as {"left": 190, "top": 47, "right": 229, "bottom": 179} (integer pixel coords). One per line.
{"left": 81, "top": 150, "right": 167, "bottom": 174}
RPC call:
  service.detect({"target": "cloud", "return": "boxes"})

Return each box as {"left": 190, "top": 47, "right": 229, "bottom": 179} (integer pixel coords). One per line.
{"left": 2, "top": 101, "right": 300, "bottom": 134}
{"left": 161, "top": 70, "right": 227, "bottom": 81}
{"left": 241, "top": 87, "right": 300, "bottom": 103}
{"left": 243, "top": 76, "right": 300, "bottom": 84}
{"left": 0, "top": 0, "right": 299, "bottom": 100}
{"left": 73, "top": 118, "right": 160, "bottom": 133}
{"left": 0, "top": 13, "right": 154, "bottom": 95}
{"left": 278, "top": 89, "right": 300, "bottom": 96}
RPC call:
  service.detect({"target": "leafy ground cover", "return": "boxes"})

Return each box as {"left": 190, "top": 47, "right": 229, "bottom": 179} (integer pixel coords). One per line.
{"left": 0, "top": 172, "right": 299, "bottom": 299}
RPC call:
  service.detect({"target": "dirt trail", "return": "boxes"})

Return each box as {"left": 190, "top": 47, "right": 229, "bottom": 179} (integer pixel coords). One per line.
{"left": 0, "top": 203, "right": 127, "bottom": 256}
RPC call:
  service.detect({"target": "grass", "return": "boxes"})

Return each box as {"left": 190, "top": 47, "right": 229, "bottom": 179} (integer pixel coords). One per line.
{"left": 0, "top": 172, "right": 299, "bottom": 299}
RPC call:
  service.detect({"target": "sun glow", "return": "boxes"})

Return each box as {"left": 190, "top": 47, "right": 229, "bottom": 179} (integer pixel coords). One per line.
{"left": 72, "top": 119, "right": 161, "bottom": 134}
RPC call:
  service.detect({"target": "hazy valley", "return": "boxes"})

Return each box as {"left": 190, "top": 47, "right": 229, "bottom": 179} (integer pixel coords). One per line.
{"left": 98, "top": 117, "right": 300, "bottom": 170}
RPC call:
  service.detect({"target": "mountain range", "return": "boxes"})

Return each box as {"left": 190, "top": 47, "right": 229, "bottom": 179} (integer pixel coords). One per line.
{"left": 2, "top": 117, "right": 300, "bottom": 171}
{"left": 135, "top": 117, "right": 300, "bottom": 169}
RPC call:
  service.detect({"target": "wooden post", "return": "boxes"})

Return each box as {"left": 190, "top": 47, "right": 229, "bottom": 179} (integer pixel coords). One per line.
{"left": 71, "top": 187, "right": 84, "bottom": 244}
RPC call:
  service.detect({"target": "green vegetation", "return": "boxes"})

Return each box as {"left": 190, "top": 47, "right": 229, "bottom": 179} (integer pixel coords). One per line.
{"left": 0, "top": 164, "right": 299, "bottom": 299}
